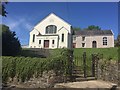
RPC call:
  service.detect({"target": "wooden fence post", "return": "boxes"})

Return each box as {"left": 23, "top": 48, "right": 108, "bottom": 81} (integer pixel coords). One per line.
{"left": 83, "top": 52, "right": 87, "bottom": 78}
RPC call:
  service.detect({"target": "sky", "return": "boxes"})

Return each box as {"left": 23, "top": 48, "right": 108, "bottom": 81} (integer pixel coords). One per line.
{"left": 2, "top": 2, "right": 118, "bottom": 45}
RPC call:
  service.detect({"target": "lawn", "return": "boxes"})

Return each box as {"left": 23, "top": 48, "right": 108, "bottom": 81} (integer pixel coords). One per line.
{"left": 73, "top": 47, "right": 118, "bottom": 61}
{"left": 50, "top": 47, "right": 118, "bottom": 61}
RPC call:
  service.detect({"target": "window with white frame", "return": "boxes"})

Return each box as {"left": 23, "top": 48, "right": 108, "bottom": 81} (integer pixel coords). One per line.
{"left": 73, "top": 36, "right": 76, "bottom": 41}
{"left": 39, "top": 40, "right": 41, "bottom": 44}
{"left": 62, "top": 34, "right": 64, "bottom": 42}
{"left": 82, "top": 36, "right": 85, "bottom": 41}
{"left": 46, "top": 25, "right": 57, "bottom": 34}
{"left": 82, "top": 43, "right": 85, "bottom": 47}
{"left": 52, "top": 40, "right": 54, "bottom": 44}
{"left": 103, "top": 37, "right": 107, "bottom": 45}
{"left": 33, "top": 34, "right": 35, "bottom": 42}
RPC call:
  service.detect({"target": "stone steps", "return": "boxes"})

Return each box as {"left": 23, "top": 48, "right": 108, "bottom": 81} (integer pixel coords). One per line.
{"left": 54, "top": 80, "right": 118, "bottom": 89}
{"left": 75, "top": 77, "right": 96, "bottom": 82}
{"left": 72, "top": 66, "right": 95, "bottom": 82}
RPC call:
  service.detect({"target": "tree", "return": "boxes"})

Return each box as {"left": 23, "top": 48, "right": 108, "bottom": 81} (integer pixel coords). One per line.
{"left": 84, "top": 25, "right": 101, "bottom": 30}
{"left": 1, "top": 24, "right": 21, "bottom": 56}
{"left": 0, "top": 1, "right": 8, "bottom": 17}
{"left": 72, "top": 27, "right": 81, "bottom": 31}
{"left": 115, "top": 34, "right": 120, "bottom": 47}
{"left": 72, "top": 27, "right": 81, "bottom": 35}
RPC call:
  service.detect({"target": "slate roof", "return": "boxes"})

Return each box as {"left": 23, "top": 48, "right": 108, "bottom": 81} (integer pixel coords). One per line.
{"left": 75, "top": 30, "right": 113, "bottom": 36}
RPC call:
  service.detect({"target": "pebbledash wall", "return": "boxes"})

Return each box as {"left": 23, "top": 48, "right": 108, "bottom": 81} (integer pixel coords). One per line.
{"left": 73, "top": 35, "right": 114, "bottom": 48}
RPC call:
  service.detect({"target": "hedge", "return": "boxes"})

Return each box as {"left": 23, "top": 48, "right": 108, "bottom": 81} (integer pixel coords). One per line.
{"left": 2, "top": 48, "right": 73, "bottom": 83}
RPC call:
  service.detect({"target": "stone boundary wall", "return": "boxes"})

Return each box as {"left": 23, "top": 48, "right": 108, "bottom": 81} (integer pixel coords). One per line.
{"left": 97, "top": 59, "right": 120, "bottom": 86}
{"left": 5, "top": 70, "right": 65, "bottom": 88}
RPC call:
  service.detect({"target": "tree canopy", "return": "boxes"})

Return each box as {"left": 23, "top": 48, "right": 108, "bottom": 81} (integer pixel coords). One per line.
{"left": 72, "top": 27, "right": 81, "bottom": 35}
{"left": 115, "top": 34, "right": 120, "bottom": 47}
{"left": 84, "top": 25, "right": 101, "bottom": 30}
{"left": 0, "top": 1, "right": 8, "bottom": 17}
{"left": 1, "top": 24, "right": 21, "bottom": 56}
{"left": 72, "top": 27, "right": 81, "bottom": 31}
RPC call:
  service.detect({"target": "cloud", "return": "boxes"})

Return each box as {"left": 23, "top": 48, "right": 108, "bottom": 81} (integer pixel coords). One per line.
{"left": 3, "top": 17, "right": 34, "bottom": 31}
{"left": 24, "top": 22, "right": 34, "bottom": 31}
{"left": 2, "top": 16, "right": 34, "bottom": 45}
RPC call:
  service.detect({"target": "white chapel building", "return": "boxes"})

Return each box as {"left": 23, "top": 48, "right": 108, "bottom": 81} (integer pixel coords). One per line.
{"left": 29, "top": 13, "right": 72, "bottom": 49}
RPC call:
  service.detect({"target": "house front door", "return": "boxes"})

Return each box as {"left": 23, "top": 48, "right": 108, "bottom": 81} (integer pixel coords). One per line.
{"left": 73, "top": 43, "right": 76, "bottom": 48}
{"left": 44, "top": 40, "right": 49, "bottom": 48}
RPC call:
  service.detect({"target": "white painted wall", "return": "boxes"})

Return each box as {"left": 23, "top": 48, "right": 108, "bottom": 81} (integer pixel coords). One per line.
{"left": 58, "top": 27, "right": 69, "bottom": 48}
{"left": 34, "top": 13, "right": 71, "bottom": 35}
{"left": 36, "top": 36, "right": 58, "bottom": 49}
{"left": 29, "top": 29, "right": 39, "bottom": 48}
{"left": 29, "top": 13, "right": 72, "bottom": 49}
{"left": 74, "top": 35, "right": 114, "bottom": 48}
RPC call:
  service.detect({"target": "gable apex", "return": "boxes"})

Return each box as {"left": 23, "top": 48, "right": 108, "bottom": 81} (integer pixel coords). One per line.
{"left": 49, "top": 13, "right": 71, "bottom": 26}
{"left": 34, "top": 13, "right": 71, "bottom": 29}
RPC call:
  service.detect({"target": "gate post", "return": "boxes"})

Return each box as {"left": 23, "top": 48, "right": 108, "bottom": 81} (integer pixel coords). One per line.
{"left": 83, "top": 52, "right": 87, "bottom": 78}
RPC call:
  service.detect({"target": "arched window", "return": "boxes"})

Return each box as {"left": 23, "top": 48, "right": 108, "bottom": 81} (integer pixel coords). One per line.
{"left": 92, "top": 41, "right": 97, "bottom": 48}
{"left": 103, "top": 37, "right": 107, "bottom": 45}
{"left": 46, "top": 25, "right": 57, "bottom": 34}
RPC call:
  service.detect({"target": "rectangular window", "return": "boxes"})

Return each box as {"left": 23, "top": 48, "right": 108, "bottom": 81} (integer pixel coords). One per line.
{"left": 52, "top": 40, "right": 54, "bottom": 44}
{"left": 82, "top": 43, "right": 85, "bottom": 47}
{"left": 103, "top": 42, "right": 107, "bottom": 45}
{"left": 73, "top": 36, "right": 76, "bottom": 41}
{"left": 39, "top": 40, "right": 41, "bottom": 44}
{"left": 62, "top": 34, "right": 64, "bottom": 42}
{"left": 82, "top": 36, "right": 85, "bottom": 41}
{"left": 103, "top": 37, "right": 107, "bottom": 45}
{"left": 33, "top": 34, "right": 35, "bottom": 42}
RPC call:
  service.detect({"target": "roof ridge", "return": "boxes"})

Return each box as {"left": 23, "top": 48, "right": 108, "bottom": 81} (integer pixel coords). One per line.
{"left": 75, "top": 30, "right": 113, "bottom": 36}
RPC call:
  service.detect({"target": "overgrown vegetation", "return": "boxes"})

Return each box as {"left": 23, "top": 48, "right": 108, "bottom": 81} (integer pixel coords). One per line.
{"left": 2, "top": 49, "right": 73, "bottom": 83}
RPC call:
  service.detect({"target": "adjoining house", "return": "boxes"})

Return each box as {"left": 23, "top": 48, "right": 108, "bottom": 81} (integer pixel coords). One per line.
{"left": 29, "top": 13, "right": 72, "bottom": 49}
{"left": 73, "top": 30, "right": 114, "bottom": 48}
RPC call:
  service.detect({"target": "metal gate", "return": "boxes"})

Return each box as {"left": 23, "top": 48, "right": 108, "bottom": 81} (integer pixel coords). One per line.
{"left": 73, "top": 52, "right": 102, "bottom": 79}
